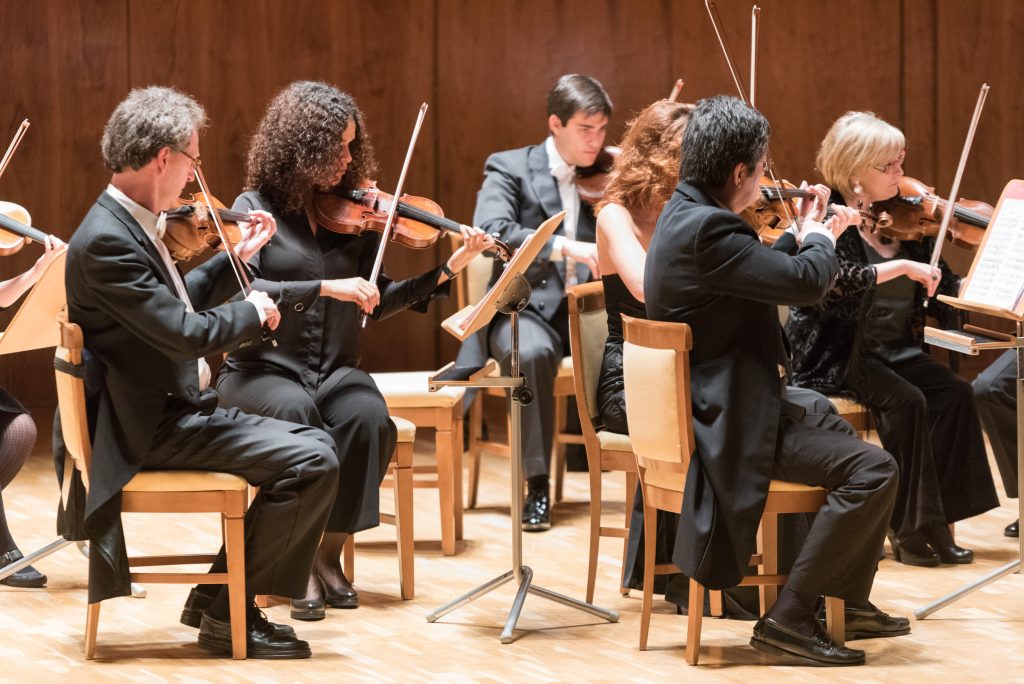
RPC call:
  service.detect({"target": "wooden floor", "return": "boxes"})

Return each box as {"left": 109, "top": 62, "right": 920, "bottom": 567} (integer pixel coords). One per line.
{"left": 2, "top": 430, "right": 1023, "bottom": 683}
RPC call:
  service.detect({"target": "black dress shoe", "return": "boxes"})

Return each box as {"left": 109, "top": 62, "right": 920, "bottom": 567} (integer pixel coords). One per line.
{"left": 923, "top": 524, "right": 974, "bottom": 564}
{"left": 819, "top": 602, "right": 911, "bottom": 640}
{"left": 319, "top": 571, "right": 358, "bottom": 609}
{"left": 751, "top": 617, "right": 865, "bottom": 666}
{"left": 290, "top": 594, "right": 326, "bottom": 621}
{"left": 890, "top": 532, "right": 940, "bottom": 567}
{"left": 0, "top": 550, "right": 46, "bottom": 588}
{"left": 1006, "top": 520, "right": 1019, "bottom": 538}
{"left": 198, "top": 610, "right": 311, "bottom": 659}
{"left": 522, "top": 488, "right": 551, "bottom": 532}
{"left": 180, "top": 588, "right": 295, "bottom": 637}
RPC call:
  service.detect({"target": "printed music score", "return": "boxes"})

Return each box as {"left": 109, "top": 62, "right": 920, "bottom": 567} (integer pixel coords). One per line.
{"left": 962, "top": 196, "right": 1024, "bottom": 311}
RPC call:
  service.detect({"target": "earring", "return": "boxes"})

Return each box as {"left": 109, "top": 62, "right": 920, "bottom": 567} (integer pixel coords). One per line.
{"left": 853, "top": 182, "right": 863, "bottom": 194}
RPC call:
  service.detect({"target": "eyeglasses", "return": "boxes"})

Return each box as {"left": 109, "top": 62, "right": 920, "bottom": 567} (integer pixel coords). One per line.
{"left": 174, "top": 148, "right": 202, "bottom": 169}
{"left": 872, "top": 150, "right": 905, "bottom": 175}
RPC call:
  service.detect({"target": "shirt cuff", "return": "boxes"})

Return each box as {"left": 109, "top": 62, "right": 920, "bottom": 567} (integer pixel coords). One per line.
{"left": 550, "top": 235, "right": 566, "bottom": 261}
{"left": 798, "top": 221, "right": 837, "bottom": 247}
{"left": 248, "top": 300, "right": 267, "bottom": 324}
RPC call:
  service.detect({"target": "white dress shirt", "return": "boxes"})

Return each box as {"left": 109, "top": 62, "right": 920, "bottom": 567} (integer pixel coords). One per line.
{"left": 545, "top": 136, "right": 579, "bottom": 287}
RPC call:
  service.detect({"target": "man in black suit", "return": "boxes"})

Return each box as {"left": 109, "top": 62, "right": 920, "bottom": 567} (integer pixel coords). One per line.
{"left": 66, "top": 86, "right": 340, "bottom": 659}
{"left": 456, "top": 74, "right": 611, "bottom": 530}
{"left": 644, "top": 96, "right": 908, "bottom": 665}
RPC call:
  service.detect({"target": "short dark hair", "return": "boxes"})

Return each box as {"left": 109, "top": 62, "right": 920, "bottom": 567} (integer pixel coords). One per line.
{"left": 679, "top": 96, "right": 770, "bottom": 190}
{"left": 546, "top": 74, "right": 612, "bottom": 125}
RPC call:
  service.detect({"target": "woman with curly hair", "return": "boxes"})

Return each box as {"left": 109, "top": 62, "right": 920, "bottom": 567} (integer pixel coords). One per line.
{"left": 216, "top": 81, "right": 493, "bottom": 620}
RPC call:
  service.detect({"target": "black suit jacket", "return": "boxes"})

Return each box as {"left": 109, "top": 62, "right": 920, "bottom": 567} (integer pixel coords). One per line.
{"left": 64, "top": 191, "right": 263, "bottom": 601}
{"left": 643, "top": 181, "right": 838, "bottom": 590}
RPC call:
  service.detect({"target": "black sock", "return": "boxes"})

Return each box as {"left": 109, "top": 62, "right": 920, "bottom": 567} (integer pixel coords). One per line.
{"left": 765, "top": 586, "right": 819, "bottom": 636}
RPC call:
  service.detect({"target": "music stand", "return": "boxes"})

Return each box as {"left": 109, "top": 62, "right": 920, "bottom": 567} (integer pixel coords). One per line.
{"left": 425, "top": 212, "right": 619, "bottom": 643}
{"left": 917, "top": 179, "right": 1024, "bottom": 618}
{"left": 0, "top": 253, "right": 144, "bottom": 597}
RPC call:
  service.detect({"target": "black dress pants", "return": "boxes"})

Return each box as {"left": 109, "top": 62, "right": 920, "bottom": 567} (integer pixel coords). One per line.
{"left": 146, "top": 401, "right": 339, "bottom": 599}
{"left": 216, "top": 367, "right": 396, "bottom": 534}
{"left": 973, "top": 349, "right": 1019, "bottom": 497}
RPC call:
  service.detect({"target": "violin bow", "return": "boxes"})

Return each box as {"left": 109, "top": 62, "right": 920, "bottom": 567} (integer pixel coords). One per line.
{"left": 0, "top": 120, "right": 30, "bottom": 182}
{"left": 668, "top": 79, "right": 685, "bottom": 102}
{"left": 705, "top": 1, "right": 801, "bottom": 232}
{"left": 192, "top": 165, "right": 277, "bottom": 346}
{"left": 929, "top": 83, "right": 990, "bottom": 269}
{"left": 361, "top": 102, "right": 429, "bottom": 328}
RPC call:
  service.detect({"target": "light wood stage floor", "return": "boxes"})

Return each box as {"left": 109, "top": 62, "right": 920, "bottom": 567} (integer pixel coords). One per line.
{"left": 1, "top": 429, "right": 1022, "bottom": 683}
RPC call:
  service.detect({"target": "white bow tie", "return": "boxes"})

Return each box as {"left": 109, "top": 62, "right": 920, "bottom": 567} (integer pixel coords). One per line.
{"left": 551, "top": 162, "right": 576, "bottom": 187}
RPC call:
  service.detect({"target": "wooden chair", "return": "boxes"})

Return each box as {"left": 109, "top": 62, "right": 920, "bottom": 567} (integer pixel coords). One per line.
{"left": 621, "top": 315, "right": 844, "bottom": 665}
{"left": 341, "top": 415, "right": 416, "bottom": 599}
{"left": 54, "top": 318, "right": 249, "bottom": 660}
{"left": 458, "top": 244, "right": 581, "bottom": 508}
{"left": 371, "top": 373, "right": 465, "bottom": 555}
{"left": 566, "top": 281, "right": 637, "bottom": 603}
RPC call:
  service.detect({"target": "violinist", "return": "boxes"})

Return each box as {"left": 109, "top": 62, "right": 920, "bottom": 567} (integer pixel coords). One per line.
{"left": 66, "top": 86, "right": 341, "bottom": 659}
{"left": 0, "top": 235, "right": 65, "bottom": 588}
{"left": 455, "top": 73, "right": 611, "bottom": 532}
{"left": 786, "top": 111, "right": 999, "bottom": 566}
{"left": 217, "top": 81, "right": 493, "bottom": 621}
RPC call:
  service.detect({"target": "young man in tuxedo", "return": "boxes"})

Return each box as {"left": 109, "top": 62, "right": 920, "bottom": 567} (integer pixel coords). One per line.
{"left": 457, "top": 74, "right": 611, "bottom": 530}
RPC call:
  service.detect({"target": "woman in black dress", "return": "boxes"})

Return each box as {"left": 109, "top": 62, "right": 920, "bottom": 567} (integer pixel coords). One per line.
{"left": 0, "top": 236, "right": 65, "bottom": 587}
{"left": 217, "top": 81, "right": 493, "bottom": 619}
{"left": 787, "top": 111, "right": 998, "bottom": 566}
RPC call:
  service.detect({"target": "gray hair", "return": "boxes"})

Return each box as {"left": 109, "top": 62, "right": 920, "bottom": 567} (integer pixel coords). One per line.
{"left": 101, "top": 86, "right": 207, "bottom": 172}
{"left": 679, "top": 95, "right": 770, "bottom": 190}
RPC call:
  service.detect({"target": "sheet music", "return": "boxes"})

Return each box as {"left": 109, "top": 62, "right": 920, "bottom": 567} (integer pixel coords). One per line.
{"left": 962, "top": 197, "right": 1024, "bottom": 310}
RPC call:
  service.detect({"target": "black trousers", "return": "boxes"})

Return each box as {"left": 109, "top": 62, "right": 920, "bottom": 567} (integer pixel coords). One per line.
{"left": 146, "top": 401, "right": 339, "bottom": 599}
{"left": 973, "top": 349, "right": 1019, "bottom": 498}
{"left": 848, "top": 352, "right": 999, "bottom": 536}
{"left": 216, "top": 367, "right": 396, "bottom": 534}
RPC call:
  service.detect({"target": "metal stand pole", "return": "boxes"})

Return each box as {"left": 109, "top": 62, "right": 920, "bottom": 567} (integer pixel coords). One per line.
{"left": 427, "top": 274, "right": 618, "bottom": 642}
{"left": 916, "top": 321, "right": 1024, "bottom": 619}
{"left": 1, "top": 540, "right": 147, "bottom": 598}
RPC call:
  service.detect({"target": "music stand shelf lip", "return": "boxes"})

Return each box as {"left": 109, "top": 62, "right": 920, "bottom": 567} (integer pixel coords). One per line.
{"left": 428, "top": 360, "right": 521, "bottom": 390}
{"left": 924, "top": 326, "right": 1020, "bottom": 355}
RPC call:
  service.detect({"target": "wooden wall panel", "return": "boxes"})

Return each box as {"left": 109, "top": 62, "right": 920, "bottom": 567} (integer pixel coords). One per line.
{"left": 0, "top": 0, "right": 128, "bottom": 410}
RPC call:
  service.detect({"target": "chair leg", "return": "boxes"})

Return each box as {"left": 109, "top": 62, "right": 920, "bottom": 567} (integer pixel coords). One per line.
{"left": 586, "top": 464, "right": 602, "bottom": 604}
{"left": 709, "top": 590, "right": 724, "bottom": 618}
{"left": 685, "top": 580, "right": 705, "bottom": 666}
{"left": 343, "top": 534, "right": 355, "bottom": 583}
{"left": 824, "top": 596, "right": 845, "bottom": 647}
{"left": 759, "top": 513, "right": 779, "bottom": 615}
{"left": 639, "top": 493, "right": 655, "bottom": 651}
{"left": 621, "top": 471, "right": 637, "bottom": 596}
{"left": 466, "top": 397, "right": 482, "bottom": 509}
{"left": 553, "top": 395, "right": 567, "bottom": 503}
{"left": 393, "top": 445, "right": 415, "bottom": 600}
{"left": 84, "top": 602, "right": 101, "bottom": 659}
{"left": 223, "top": 513, "right": 247, "bottom": 660}
{"left": 452, "top": 410, "right": 464, "bottom": 541}
{"left": 436, "top": 426, "right": 457, "bottom": 556}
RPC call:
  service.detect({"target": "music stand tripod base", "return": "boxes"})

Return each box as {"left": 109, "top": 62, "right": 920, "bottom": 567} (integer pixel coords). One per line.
{"left": 425, "top": 273, "right": 619, "bottom": 643}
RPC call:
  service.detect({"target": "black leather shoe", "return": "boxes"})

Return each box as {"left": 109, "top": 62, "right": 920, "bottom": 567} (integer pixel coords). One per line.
{"left": 0, "top": 550, "right": 46, "bottom": 588}
{"left": 180, "top": 588, "right": 295, "bottom": 637}
{"left": 522, "top": 487, "right": 551, "bottom": 532}
{"left": 198, "top": 611, "right": 311, "bottom": 659}
{"left": 290, "top": 595, "right": 326, "bottom": 621}
{"left": 1006, "top": 520, "right": 1019, "bottom": 538}
{"left": 751, "top": 617, "right": 865, "bottom": 666}
{"left": 923, "top": 524, "right": 974, "bottom": 564}
{"left": 819, "top": 602, "right": 911, "bottom": 640}
{"left": 890, "top": 532, "right": 940, "bottom": 567}
{"left": 319, "top": 571, "right": 358, "bottom": 609}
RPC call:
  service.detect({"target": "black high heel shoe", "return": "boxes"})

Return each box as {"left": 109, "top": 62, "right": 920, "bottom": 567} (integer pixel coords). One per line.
{"left": 290, "top": 577, "right": 326, "bottom": 621}
{"left": 889, "top": 532, "right": 940, "bottom": 567}
{"left": 318, "top": 569, "right": 358, "bottom": 609}
{"left": 923, "top": 524, "right": 974, "bottom": 564}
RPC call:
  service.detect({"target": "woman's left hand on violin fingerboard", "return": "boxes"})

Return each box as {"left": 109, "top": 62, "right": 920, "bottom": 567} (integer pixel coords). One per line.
{"left": 445, "top": 225, "right": 496, "bottom": 275}
{"left": 233, "top": 210, "right": 277, "bottom": 263}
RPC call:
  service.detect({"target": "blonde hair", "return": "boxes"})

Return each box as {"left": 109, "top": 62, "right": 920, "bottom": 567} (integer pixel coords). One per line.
{"left": 816, "top": 111, "right": 905, "bottom": 200}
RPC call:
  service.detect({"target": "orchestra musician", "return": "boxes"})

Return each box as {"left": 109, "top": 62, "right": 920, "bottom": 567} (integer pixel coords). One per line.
{"left": 216, "top": 81, "right": 493, "bottom": 620}
{"left": 644, "top": 96, "right": 908, "bottom": 666}
{"left": 786, "top": 111, "right": 1000, "bottom": 565}
{"left": 455, "top": 74, "right": 610, "bottom": 531}
{"left": 0, "top": 236, "right": 65, "bottom": 588}
{"left": 65, "top": 86, "right": 342, "bottom": 659}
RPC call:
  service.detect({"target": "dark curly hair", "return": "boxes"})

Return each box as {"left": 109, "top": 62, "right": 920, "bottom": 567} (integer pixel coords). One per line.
{"left": 245, "top": 81, "right": 379, "bottom": 213}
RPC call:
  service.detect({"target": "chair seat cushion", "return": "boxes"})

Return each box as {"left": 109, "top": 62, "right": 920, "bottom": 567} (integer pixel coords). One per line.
{"left": 125, "top": 470, "right": 248, "bottom": 492}
{"left": 372, "top": 371, "right": 465, "bottom": 408}
{"left": 557, "top": 356, "right": 573, "bottom": 376}
{"left": 391, "top": 416, "right": 417, "bottom": 442}
{"left": 596, "top": 430, "right": 633, "bottom": 453}
{"left": 828, "top": 395, "right": 869, "bottom": 417}
{"left": 768, "top": 479, "right": 825, "bottom": 493}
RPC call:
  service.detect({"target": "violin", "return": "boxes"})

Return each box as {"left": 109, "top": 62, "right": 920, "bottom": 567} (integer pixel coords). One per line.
{"left": 746, "top": 177, "right": 892, "bottom": 243}
{"left": 872, "top": 176, "right": 990, "bottom": 251}
{"left": 0, "top": 201, "right": 55, "bottom": 255}
{"left": 162, "top": 193, "right": 245, "bottom": 262}
{"left": 575, "top": 146, "right": 619, "bottom": 202}
{"left": 309, "top": 186, "right": 512, "bottom": 261}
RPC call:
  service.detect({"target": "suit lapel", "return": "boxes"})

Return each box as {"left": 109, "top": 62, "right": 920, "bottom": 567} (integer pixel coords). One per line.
{"left": 527, "top": 143, "right": 564, "bottom": 227}
{"left": 97, "top": 192, "right": 178, "bottom": 291}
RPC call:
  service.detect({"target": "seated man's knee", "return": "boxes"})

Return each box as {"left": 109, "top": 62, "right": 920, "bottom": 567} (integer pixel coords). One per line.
{"left": 858, "top": 445, "right": 899, "bottom": 494}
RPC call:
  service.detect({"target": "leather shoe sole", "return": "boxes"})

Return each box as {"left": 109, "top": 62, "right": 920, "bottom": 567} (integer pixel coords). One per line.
{"left": 751, "top": 617, "right": 865, "bottom": 666}
{"left": 290, "top": 597, "right": 326, "bottom": 621}
{"left": 198, "top": 613, "right": 311, "bottom": 659}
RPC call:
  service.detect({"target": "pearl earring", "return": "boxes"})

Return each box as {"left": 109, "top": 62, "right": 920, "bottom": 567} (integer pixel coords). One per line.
{"left": 853, "top": 182, "right": 863, "bottom": 194}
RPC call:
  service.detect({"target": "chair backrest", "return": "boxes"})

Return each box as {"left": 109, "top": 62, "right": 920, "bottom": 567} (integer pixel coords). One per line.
{"left": 622, "top": 315, "right": 694, "bottom": 474}
{"left": 53, "top": 314, "right": 93, "bottom": 492}
{"left": 566, "top": 282, "right": 608, "bottom": 439}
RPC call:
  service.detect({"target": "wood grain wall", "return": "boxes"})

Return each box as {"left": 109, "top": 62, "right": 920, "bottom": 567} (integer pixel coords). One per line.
{"left": 0, "top": 0, "right": 1019, "bottom": 411}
